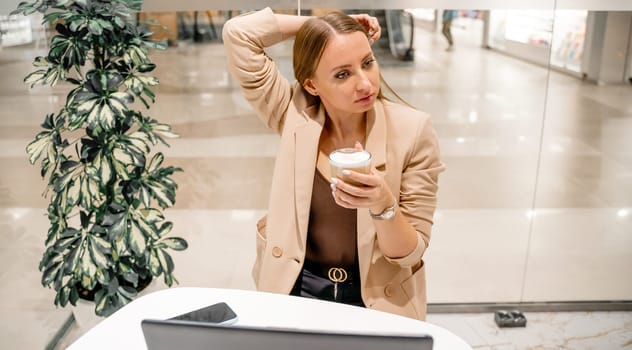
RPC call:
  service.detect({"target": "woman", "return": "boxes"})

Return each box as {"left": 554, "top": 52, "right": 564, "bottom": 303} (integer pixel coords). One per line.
{"left": 222, "top": 8, "right": 443, "bottom": 320}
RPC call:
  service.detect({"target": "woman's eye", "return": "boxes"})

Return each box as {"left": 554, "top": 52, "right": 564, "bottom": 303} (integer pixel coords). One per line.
{"left": 335, "top": 71, "right": 349, "bottom": 79}
{"left": 363, "top": 59, "right": 375, "bottom": 68}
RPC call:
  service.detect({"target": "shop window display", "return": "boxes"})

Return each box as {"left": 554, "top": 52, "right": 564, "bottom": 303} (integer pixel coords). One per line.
{"left": 550, "top": 10, "right": 587, "bottom": 73}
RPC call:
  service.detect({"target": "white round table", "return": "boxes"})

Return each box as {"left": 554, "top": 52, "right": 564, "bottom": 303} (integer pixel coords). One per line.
{"left": 67, "top": 287, "right": 472, "bottom": 350}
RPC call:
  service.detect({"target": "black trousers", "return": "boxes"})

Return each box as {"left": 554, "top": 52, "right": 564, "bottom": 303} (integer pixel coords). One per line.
{"left": 290, "top": 263, "right": 365, "bottom": 307}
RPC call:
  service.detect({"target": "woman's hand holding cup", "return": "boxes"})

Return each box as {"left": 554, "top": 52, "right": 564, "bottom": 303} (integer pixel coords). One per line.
{"left": 329, "top": 142, "right": 395, "bottom": 212}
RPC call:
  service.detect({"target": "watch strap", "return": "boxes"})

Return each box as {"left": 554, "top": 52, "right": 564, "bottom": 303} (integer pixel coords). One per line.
{"left": 369, "top": 203, "right": 397, "bottom": 220}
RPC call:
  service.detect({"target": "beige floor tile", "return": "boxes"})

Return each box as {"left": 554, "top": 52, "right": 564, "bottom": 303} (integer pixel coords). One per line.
{"left": 523, "top": 208, "right": 632, "bottom": 301}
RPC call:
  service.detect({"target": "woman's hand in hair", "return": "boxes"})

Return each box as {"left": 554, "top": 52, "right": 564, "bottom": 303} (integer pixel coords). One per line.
{"left": 349, "top": 14, "right": 381, "bottom": 45}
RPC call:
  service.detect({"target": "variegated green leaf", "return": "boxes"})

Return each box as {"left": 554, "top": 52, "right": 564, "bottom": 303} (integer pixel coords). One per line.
{"left": 87, "top": 177, "right": 101, "bottom": 204}
{"left": 128, "top": 221, "right": 146, "bottom": 256}
{"left": 85, "top": 103, "right": 101, "bottom": 129}
{"left": 43, "top": 66, "right": 63, "bottom": 86}
{"left": 128, "top": 134, "right": 149, "bottom": 153}
{"left": 114, "top": 16, "right": 125, "bottom": 28}
{"left": 77, "top": 99, "right": 98, "bottom": 115}
{"left": 147, "top": 152, "right": 163, "bottom": 173}
{"left": 33, "top": 56, "right": 48, "bottom": 67}
{"left": 69, "top": 287, "right": 79, "bottom": 306}
{"left": 79, "top": 243, "right": 97, "bottom": 278}
{"left": 139, "top": 208, "right": 163, "bottom": 223}
{"left": 81, "top": 273, "right": 96, "bottom": 291}
{"left": 113, "top": 235, "right": 129, "bottom": 257}
{"left": 138, "top": 75, "right": 159, "bottom": 86}
{"left": 163, "top": 273, "right": 174, "bottom": 286}
{"left": 41, "top": 261, "right": 62, "bottom": 286}
{"left": 54, "top": 167, "right": 78, "bottom": 193}
{"left": 88, "top": 237, "right": 109, "bottom": 268}
{"left": 110, "top": 91, "right": 133, "bottom": 104}
{"left": 24, "top": 69, "right": 47, "bottom": 87}
{"left": 63, "top": 241, "right": 82, "bottom": 274}
{"left": 91, "top": 235, "right": 112, "bottom": 253}
{"left": 94, "top": 291, "right": 108, "bottom": 315}
{"left": 118, "top": 285, "right": 137, "bottom": 299}
{"left": 112, "top": 158, "right": 130, "bottom": 180}
{"left": 99, "top": 103, "right": 115, "bottom": 130}
{"left": 100, "top": 153, "right": 112, "bottom": 183}
{"left": 88, "top": 20, "right": 103, "bottom": 35}
{"left": 80, "top": 173, "right": 92, "bottom": 207}
{"left": 159, "top": 237, "right": 187, "bottom": 251}
{"left": 26, "top": 134, "right": 52, "bottom": 164}
{"left": 124, "top": 76, "right": 143, "bottom": 94}
{"left": 132, "top": 212, "right": 156, "bottom": 240}
{"left": 158, "top": 221, "right": 173, "bottom": 237}
{"left": 66, "top": 177, "right": 81, "bottom": 206}
{"left": 147, "top": 181, "right": 174, "bottom": 208}
{"left": 139, "top": 186, "right": 151, "bottom": 208}
{"left": 152, "top": 124, "right": 178, "bottom": 138}
{"left": 108, "top": 98, "right": 126, "bottom": 116}
{"left": 107, "top": 213, "right": 127, "bottom": 240}
{"left": 113, "top": 147, "right": 134, "bottom": 166}
{"left": 96, "top": 268, "right": 110, "bottom": 285}
{"left": 57, "top": 285, "right": 71, "bottom": 306}
{"left": 148, "top": 249, "right": 161, "bottom": 276}
{"left": 156, "top": 249, "right": 174, "bottom": 274}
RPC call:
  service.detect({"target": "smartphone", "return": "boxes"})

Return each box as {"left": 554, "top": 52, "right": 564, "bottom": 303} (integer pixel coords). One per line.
{"left": 169, "top": 302, "right": 238, "bottom": 325}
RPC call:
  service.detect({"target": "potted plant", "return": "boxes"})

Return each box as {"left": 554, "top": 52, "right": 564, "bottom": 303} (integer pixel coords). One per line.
{"left": 12, "top": 0, "right": 188, "bottom": 317}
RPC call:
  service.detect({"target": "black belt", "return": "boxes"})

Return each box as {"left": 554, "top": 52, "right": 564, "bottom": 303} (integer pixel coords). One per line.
{"left": 292, "top": 261, "right": 364, "bottom": 306}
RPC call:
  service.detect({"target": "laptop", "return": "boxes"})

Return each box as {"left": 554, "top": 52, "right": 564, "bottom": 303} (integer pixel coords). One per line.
{"left": 141, "top": 303, "right": 433, "bottom": 350}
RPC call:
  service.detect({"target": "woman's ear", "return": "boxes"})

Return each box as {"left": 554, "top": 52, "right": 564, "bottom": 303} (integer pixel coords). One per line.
{"left": 303, "top": 79, "right": 319, "bottom": 96}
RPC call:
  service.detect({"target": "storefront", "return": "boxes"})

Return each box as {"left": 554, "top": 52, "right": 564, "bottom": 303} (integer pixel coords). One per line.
{"left": 487, "top": 9, "right": 587, "bottom": 75}
{"left": 550, "top": 10, "right": 587, "bottom": 73}
{"left": 0, "top": 15, "right": 32, "bottom": 47}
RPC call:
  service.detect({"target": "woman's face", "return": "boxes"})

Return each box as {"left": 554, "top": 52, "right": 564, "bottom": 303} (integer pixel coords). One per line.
{"left": 305, "top": 31, "right": 380, "bottom": 119}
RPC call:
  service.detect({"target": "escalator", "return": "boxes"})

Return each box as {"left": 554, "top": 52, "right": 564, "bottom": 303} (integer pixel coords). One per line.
{"left": 181, "top": 8, "right": 415, "bottom": 62}
{"left": 354, "top": 9, "right": 414, "bottom": 62}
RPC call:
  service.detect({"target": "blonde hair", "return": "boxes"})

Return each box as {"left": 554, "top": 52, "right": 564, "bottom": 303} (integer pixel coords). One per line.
{"left": 293, "top": 12, "right": 410, "bottom": 106}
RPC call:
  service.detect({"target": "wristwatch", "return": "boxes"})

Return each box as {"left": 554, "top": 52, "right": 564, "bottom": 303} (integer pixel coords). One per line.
{"left": 369, "top": 203, "right": 397, "bottom": 220}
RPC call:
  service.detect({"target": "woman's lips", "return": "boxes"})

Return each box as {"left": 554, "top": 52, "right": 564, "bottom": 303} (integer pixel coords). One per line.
{"left": 355, "top": 94, "right": 374, "bottom": 104}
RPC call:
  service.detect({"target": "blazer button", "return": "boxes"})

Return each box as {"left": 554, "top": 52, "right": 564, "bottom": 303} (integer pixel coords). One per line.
{"left": 384, "top": 284, "right": 394, "bottom": 297}
{"left": 272, "top": 246, "right": 283, "bottom": 258}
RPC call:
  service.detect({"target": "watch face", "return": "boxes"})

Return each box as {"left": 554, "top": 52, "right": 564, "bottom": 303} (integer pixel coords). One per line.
{"left": 382, "top": 207, "right": 395, "bottom": 219}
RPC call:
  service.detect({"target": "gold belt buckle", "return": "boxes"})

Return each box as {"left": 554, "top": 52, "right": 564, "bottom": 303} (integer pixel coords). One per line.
{"left": 327, "top": 267, "right": 348, "bottom": 283}
{"left": 327, "top": 267, "right": 348, "bottom": 301}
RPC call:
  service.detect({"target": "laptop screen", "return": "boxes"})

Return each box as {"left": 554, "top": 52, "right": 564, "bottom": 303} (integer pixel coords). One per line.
{"left": 141, "top": 318, "right": 433, "bottom": 350}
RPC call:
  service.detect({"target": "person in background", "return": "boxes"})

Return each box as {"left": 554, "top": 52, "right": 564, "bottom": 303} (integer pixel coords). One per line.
{"left": 222, "top": 7, "right": 444, "bottom": 320}
{"left": 442, "top": 9, "right": 458, "bottom": 51}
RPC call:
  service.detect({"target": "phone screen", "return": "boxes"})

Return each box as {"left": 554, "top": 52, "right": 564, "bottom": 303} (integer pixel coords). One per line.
{"left": 169, "top": 302, "right": 238, "bottom": 325}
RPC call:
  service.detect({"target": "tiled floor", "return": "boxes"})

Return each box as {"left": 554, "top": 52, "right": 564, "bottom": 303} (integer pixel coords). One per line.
{"left": 1, "top": 12, "right": 631, "bottom": 350}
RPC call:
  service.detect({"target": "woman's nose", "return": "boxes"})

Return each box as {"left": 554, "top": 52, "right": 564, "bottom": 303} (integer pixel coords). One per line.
{"left": 356, "top": 73, "right": 371, "bottom": 92}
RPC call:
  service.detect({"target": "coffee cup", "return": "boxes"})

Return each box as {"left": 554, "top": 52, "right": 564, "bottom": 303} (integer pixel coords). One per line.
{"left": 329, "top": 148, "right": 371, "bottom": 186}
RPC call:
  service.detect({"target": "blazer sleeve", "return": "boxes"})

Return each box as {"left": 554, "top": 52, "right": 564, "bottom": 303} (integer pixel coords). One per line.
{"left": 386, "top": 114, "right": 445, "bottom": 267}
{"left": 222, "top": 8, "right": 293, "bottom": 134}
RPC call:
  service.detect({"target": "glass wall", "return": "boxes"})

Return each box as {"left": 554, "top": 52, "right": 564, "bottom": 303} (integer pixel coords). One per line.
{"left": 1, "top": 0, "right": 631, "bottom": 347}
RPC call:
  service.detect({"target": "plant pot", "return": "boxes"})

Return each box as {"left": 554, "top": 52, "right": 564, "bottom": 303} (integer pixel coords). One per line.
{"left": 72, "top": 298, "right": 104, "bottom": 333}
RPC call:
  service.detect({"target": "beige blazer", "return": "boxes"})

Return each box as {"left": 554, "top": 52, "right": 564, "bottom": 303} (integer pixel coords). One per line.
{"left": 222, "top": 8, "right": 444, "bottom": 320}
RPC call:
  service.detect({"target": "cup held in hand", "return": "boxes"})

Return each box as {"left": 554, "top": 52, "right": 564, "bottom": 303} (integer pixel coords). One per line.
{"left": 329, "top": 148, "right": 371, "bottom": 186}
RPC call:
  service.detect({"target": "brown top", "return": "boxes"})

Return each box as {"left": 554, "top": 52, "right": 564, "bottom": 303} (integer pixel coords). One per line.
{"left": 305, "top": 168, "right": 358, "bottom": 269}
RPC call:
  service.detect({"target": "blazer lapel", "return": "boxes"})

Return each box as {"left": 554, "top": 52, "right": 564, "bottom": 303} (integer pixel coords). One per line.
{"left": 294, "top": 104, "right": 325, "bottom": 249}
{"left": 357, "top": 99, "right": 388, "bottom": 285}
